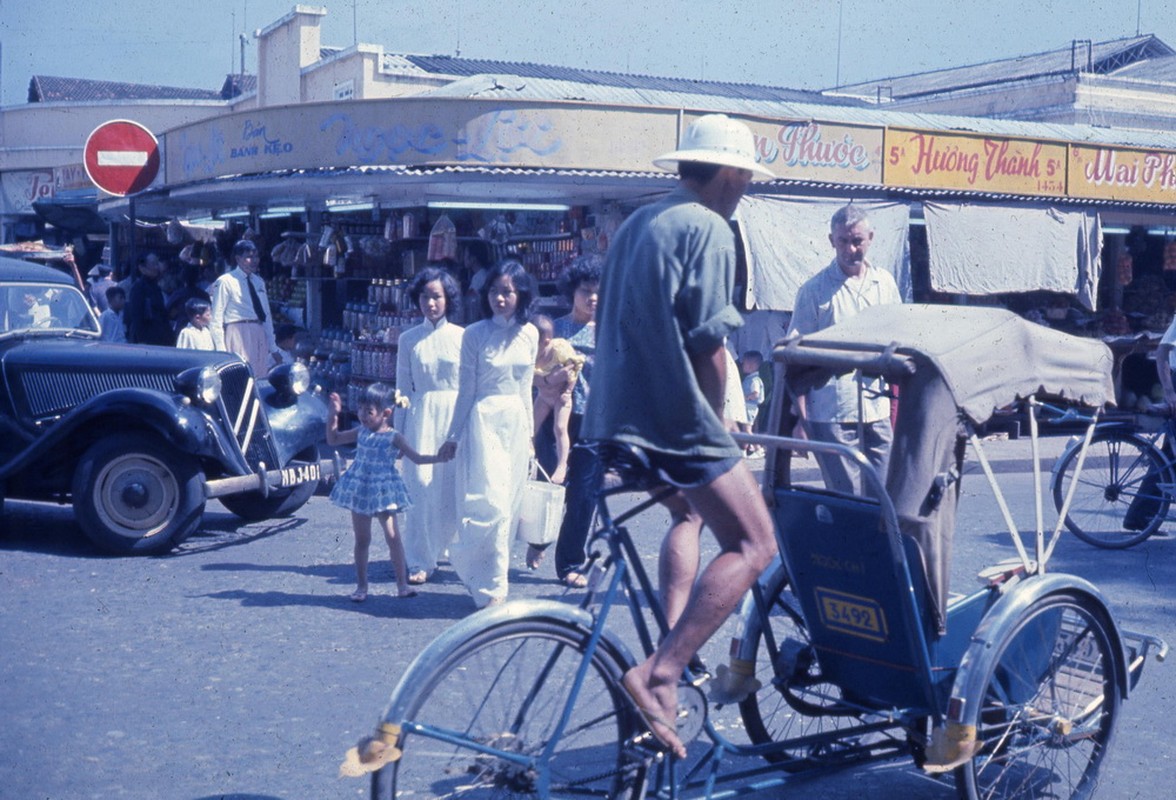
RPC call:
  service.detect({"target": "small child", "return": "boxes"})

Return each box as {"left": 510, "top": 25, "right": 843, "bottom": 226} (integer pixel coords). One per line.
{"left": 175, "top": 298, "right": 214, "bottom": 351}
{"left": 327, "top": 382, "right": 450, "bottom": 602}
{"left": 274, "top": 323, "right": 301, "bottom": 364}
{"left": 532, "top": 314, "right": 586, "bottom": 485}
{"left": 740, "top": 351, "right": 765, "bottom": 455}
{"left": 98, "top": 286, "right": 127, "bottom": 343}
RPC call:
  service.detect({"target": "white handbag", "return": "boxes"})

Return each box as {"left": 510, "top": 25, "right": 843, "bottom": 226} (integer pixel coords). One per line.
{"left": 516, "top": 462, "right": 566, "bottom": 546}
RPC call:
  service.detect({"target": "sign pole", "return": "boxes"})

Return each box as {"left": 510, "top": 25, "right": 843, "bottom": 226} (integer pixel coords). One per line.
{"left": 128, "top": 195, "right": 137, "bottom": 280}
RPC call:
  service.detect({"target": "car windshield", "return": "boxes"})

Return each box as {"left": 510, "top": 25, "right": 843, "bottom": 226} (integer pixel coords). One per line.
{"left": 0, "top": 282, "right": 101, "bottom": 338}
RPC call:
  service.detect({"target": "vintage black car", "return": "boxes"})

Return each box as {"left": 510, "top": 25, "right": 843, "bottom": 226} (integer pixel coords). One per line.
{"left": 0, "top": 257, "right": 327, "bottom": 554}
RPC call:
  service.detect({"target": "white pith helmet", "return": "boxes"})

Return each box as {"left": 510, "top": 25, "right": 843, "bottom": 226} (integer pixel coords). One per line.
{"left": 653, "top": 114, "right": 775, "bottom": 179}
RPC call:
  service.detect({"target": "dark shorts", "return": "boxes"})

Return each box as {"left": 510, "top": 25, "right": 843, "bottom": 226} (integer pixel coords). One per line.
{"left": 644, "top": 449, "right": 741, "bottom": 490}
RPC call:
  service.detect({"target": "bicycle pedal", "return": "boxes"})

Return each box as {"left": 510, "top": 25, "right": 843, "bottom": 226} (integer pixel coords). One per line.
{"left": 675, "top": 683, "right": 707, "bottom": 745}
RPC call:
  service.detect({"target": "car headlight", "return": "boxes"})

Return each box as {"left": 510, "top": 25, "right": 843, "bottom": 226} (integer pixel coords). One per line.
{"left": 175, "top": 365, "right": 222, "bottom": 405}
{"left": 268, "top": 362, "right": 310, "bottom": 399}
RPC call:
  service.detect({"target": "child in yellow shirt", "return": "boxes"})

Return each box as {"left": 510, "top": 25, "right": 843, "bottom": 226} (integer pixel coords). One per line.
{"left": 532, "top": 314, "right": 586, "bottom": 484}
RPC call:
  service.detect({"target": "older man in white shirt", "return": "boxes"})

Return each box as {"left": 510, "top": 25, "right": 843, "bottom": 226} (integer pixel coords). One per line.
{"left": 209, "top": 239, "right": 281, "bottom": 376}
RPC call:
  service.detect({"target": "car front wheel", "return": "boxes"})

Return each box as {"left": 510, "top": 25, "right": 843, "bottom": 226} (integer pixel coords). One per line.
{"left": 72, "top": 433, "right": 206, "bottom": 555}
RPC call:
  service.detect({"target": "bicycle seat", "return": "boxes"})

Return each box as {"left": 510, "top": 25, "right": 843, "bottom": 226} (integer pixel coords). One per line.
{"left": 584, "top": 440, "right": 663, "bottom": 492}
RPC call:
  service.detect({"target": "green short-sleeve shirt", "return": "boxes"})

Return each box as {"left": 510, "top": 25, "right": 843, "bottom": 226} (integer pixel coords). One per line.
{"left": 583, "top": 187, "right": 743, "bottom": 458}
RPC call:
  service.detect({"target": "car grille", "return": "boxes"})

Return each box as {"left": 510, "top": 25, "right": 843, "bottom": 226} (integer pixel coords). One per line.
{"left": 217, "top": 363, "right": 281, "bottom": 471}
{"left": 21, "top": 368, "right": 174, "bottom": 415}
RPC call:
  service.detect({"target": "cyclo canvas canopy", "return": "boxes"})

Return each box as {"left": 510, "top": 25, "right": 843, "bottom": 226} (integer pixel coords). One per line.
{"left": 775, "top": 304, "right": 1115, "bottom": 631}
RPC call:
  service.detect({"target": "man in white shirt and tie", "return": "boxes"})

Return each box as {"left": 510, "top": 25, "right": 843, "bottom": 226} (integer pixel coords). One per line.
{"left": 210, "top": 239, "right": 281, "bottom": 376}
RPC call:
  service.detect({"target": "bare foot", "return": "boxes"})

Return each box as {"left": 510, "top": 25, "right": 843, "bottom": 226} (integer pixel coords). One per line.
{"left": 349, "top": 588, "right": 368, "bottom": 603}
{"left": 621, "top": 666, "right": 685, "bottom": 758}
{"left": 396, "top": 588, "right": 418, "bottom": 599}
{"left": 525, "top": 545, "right": 545, "bottom": 571}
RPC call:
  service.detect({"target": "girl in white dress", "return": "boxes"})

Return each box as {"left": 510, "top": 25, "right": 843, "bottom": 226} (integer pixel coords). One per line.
{"left": 438, "top": 260, "right": 538, "bottom": 608}
{"left": 396, "top": 266, "right": 464, "bottom": 585}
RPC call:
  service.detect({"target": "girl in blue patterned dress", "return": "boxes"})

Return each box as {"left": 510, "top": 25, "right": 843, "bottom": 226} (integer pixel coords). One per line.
{"left": 327, "top": 383, "right": 450, "bottom": 602}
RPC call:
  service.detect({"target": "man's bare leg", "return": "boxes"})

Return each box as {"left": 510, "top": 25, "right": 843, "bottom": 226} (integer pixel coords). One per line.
{"left": 623, "top": 461, "right": 776, "bottom": 757}
{"left": 657, "top": 493, "right": 702, "bottom": 630}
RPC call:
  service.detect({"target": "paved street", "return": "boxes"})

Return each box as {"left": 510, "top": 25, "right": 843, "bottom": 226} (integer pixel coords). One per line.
{"left": 2, "top": 435, "right": 1173, "bottom": 799}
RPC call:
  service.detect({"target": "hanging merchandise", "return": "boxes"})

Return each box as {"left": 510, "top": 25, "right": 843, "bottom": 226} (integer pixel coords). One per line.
{"left": 166, "top": 218, "right": 186, "bottom": 245}
{"left": 1164, "top": 240, "right": 1176, "bottom": 271}
{"left": 428, "top": 214, "right": 458, "bottom": 261}
{"left": 1117, "top": 252, "right": 1134, "bottom": 286}
{"left": 479, "top": 213, "right": 513, "bottom": 244}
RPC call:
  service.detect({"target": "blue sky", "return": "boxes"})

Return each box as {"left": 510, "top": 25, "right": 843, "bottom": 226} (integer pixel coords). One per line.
{"left": 2, "top": 0, "right": 1174, "bottom": 106}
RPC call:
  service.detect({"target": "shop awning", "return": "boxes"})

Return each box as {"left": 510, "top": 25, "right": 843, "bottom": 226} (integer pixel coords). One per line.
{"left": 31, "top": 188, "right": 105, "bottom": 235}
{"left": 97, "top": 164, "right": 679, "bottom": 220}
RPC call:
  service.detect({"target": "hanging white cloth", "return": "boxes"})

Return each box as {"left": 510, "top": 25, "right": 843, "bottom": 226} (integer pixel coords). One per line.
{"left": 923, "top": 202, "right": 1103, "bottom": 309}
{"left": 737, "top": 196, "right": 912, "bottom": 311}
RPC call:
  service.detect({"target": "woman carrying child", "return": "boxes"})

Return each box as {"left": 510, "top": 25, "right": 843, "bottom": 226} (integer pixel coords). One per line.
{"left": 326, "top": 383, "right": 449, "bottom": 602}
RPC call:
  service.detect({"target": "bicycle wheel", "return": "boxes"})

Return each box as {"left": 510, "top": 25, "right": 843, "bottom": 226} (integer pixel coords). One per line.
{"left": 372, "top": 618, "right": 646, "bottom": 799}
{"left": 738, "top": 566, "right": 872, "bottom": 767}
{"left": 1052, "top": 430, "right": 1169, "bottom": 548}
{"left": 955, "top": 592, "right": 1121, "bottom": 800}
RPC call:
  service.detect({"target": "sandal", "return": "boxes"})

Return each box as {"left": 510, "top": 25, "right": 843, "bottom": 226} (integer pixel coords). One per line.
{"left": 525, "top": 545, "right": 546, "bottom": 571}
{"left": 349, "top": 589, "right": 368, "bottom": 603}
{"left": 407, "top": 570, "right": 428, "bottom": 585}
{"left": 562, "top": 572, "right": 588, "bottom": 589}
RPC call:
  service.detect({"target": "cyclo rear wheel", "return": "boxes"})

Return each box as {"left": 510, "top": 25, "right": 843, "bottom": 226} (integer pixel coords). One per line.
{"left": 738, "top": 565, "right": 875, "bottom": 768}
{"left": 371, "top": 618, "right": 647, "bottom": 799}
{"left": 1052, "top": 430, "right": 1169, "bottom": 548}
{"left": 955, "top": 592, "right": 1122, "bottom": 800}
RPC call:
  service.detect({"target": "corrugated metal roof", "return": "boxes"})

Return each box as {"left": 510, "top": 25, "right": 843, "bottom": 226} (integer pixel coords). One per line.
{"left": 395, "top": 53, "right": 863, "bottom": 106}
{"left": 1110, "top": 54, "right": 1176, "bottom": 82}
{"left": 829, "top": 34, "right": 1173, "bottom": 100}
{"left": 28, "top": 75, "right": 224, "bottom": 103}
{"left": 419, "top": 72, "right": 1176, "bottom": 151}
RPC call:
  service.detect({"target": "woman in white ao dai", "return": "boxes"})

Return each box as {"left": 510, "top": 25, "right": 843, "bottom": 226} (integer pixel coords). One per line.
{"left": 395, "top": 267, "right": 464, "bottom": 584}
{"left": 438, "top": 261, "right": 537, "bottom": 608}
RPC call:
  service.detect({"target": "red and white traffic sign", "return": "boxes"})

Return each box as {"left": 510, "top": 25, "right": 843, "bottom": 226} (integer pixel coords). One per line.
{"left": 83, "top": 119, "right": 160, "bottom": 196}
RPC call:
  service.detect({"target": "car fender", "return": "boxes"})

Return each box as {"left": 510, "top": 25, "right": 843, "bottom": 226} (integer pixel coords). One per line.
{"left": 0, "top": 387, "right": 216, "bottom": 481}
{"left": 946, "top": 573, "right": 1130, "bottom": 731}
{"left": 258, "top": 386, "right": 327, "bottom": 467}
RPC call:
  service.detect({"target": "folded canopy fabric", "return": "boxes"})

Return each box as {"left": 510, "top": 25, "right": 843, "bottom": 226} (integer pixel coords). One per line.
{"left": 923, "top": 202, "right": 1103, "bottom": 309}
{"left": 780, "top": 303, "right": 1115, "bottom": 424}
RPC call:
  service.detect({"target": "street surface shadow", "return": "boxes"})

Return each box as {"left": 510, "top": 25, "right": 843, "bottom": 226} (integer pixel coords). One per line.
{"left": 197, "top": 585, "right": 474, "bottom": 620}
{"left": 168, "top": 515, "right": 306, "bottom": 557}
{"left": 0, "top": 499, "right": 305, "bottom": 558}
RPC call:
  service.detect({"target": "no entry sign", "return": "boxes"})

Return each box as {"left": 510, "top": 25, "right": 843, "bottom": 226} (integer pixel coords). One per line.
{"left": 83, "top": 119, "right": 160, "bottom": 196}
